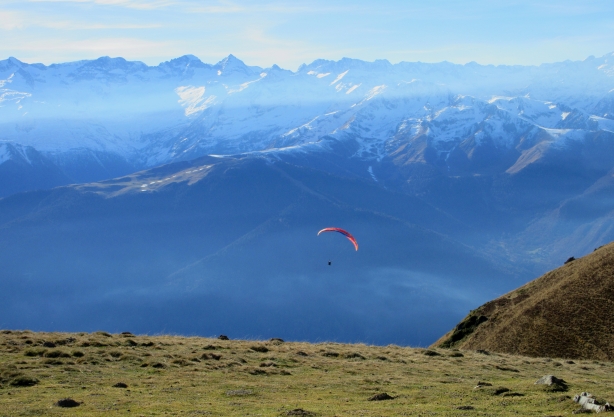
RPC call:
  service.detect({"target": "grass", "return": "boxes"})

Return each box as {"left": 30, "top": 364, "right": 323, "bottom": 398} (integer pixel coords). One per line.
{"left": 433, "top": 242, "right": 614, "bottom": 361}
{"left": 1, "top": 330, "right": 613, "bottom": 416}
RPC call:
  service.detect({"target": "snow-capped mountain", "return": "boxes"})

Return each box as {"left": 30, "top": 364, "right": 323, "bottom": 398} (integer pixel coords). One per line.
{"left": 2, "top": 53, "right": 614, "bottom": 196}
{"left": 3, "top": 53, "right": 614, "bottom": 344}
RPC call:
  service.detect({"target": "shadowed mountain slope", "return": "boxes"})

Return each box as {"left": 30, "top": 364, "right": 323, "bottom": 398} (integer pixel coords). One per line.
{"left": 434, "top": 242, "right": 614, "bottom": 360}
{"left": 0, "top": 154, "right": 526, "bottom": 345}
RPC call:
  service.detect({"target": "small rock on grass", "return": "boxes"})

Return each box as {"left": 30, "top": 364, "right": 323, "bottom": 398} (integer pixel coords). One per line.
{"left": 56, "top": 398, "right": 81, "bottom": 408}
{"left": 535, "top": 375, "right": 568, "bottom": 392}
{"left": 113, "top": 382, "right": 128, "bottom": 388}
{"left": 368, "top": 392, "right": 394, "bottom": 401}
{"left": 535, "top": 375, "right": 565, "bottom": 385}
{"left": 455, "top": 405, "right": 475, "bottom": 410}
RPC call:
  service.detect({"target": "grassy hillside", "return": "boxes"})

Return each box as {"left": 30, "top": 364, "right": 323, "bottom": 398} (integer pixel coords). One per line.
{"left": 1, "top": 330, "right": 613, "bottom": 416}
{"left": 434, "top": 242, "right": 614, "bottom": 361}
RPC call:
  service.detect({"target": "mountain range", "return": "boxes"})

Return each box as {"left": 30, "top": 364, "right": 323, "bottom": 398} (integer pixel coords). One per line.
{"left": 2, "top": 53, "right": 614, "bottom": 185}
{"left": 2, "top": 53, "right": 614, "bottom": 345}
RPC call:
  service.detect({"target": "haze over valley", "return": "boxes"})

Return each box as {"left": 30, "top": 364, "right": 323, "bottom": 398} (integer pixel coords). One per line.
{"left": 2, "top": 53, "right": 614, "bottom": 345}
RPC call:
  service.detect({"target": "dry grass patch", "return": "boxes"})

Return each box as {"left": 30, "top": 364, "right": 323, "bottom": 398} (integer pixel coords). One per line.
{"left": 435, "top": 242, "right": 614, "bottom": 361}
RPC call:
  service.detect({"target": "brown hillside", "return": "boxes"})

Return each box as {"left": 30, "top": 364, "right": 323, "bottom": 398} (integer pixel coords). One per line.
{"left": 433, "top": 241, "right": 614, "bottom": 360}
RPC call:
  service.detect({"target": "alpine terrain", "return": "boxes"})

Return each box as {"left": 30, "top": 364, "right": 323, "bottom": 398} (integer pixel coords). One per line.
{"left": 1, "top": 53, "right": 614, "bottom": 345}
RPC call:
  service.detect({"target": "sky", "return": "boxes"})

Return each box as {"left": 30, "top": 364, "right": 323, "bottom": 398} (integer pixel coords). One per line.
{"left": 1, "top": 0, "right": 614, "bottom": 70}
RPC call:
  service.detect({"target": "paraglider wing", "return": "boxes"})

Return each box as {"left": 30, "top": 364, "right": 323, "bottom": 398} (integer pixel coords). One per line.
{"left": 317, "top": 227, "right": 358, "bottom": 251}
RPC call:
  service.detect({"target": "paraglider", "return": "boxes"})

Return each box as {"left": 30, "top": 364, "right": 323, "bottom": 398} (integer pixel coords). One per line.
{"left": 317, "top": 227, "right": 358, "bottom": 251}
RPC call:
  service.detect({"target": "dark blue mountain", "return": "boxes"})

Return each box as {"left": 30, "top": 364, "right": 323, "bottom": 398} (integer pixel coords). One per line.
{"left": 0, "top": 153, "right": 527, "bottom": 345}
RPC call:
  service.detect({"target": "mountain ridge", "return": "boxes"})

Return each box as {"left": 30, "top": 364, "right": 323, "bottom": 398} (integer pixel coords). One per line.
{"left": 434, "top": 241, "right": 614, "bottom": 360}
{"left": 0, "top": 153, "right": 526, "bottom": 345}
{"left": 0, "top": 55, "right": 614, "bottom": 166}
{"left": 3, "top": 53, "right": 614, "bottom": 343}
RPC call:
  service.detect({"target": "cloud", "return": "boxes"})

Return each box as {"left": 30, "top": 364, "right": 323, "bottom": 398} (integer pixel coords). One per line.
{"left": 185, "top": 2, "right": 246, "bottom": 14}
{"left": 2, "top": 2, "right": 164, "bottom": 31}
{"left": 528, "top": 1, "right": 614, "bottom": 15}
{"left": 25, "top": 0, "right": 180, "bottom": 9}
{"left": 0, "top": 11, "right": 25, "bottom": 30}
{"left": 92, "top": 0, "right": 180, "bottom": 9}
{"left": 42, "top": 21, "right": 162, "bottom": 30}
{"left": 55, "top": 37, "right": 171, "bottom": 53}
{"left": 185, "top": 3, "right": 351, "bottom": 14}
{"left": 2, "top": 37, "right": 175, "bottom": 63}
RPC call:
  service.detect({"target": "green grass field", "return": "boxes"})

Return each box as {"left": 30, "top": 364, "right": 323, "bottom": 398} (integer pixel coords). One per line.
{"left": 1, "top": 330, "right": 612, "bottom": 416}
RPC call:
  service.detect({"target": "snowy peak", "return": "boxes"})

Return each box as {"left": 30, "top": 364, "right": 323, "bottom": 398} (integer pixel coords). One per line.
{"left": 70, "top": 56, "right": 149, "bottom": 81}
{"left": 169, "top": 54, "right": 206, "bottom": 66}
{"left": 214, "top": 54, "right": 260, "bottom": 76}
{"left": 158, "top": 55, "right": 212, "bottom": 79}
{"left": 0, "top": 57, "right": 25, "bottom": 71}
{"left": 83, "top": 56, "right": 142, "bottom": 70}
{"left": 1, "top": 52, "right": 614, "bottom": 179}
{"left": 301, "top": 57, "right": 392, "bottom": 74}
{"left": 169, "top": 55, "right": 209, "bottom": 69}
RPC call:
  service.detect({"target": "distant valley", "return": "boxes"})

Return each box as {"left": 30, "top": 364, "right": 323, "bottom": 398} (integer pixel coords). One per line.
{"left": 1, "top": 53, "right": 614, "bottom": 345}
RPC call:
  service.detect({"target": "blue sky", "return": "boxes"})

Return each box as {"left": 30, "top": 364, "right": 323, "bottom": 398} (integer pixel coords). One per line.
{"left": 1, "top": 0, "right": 614, "bottom": 69}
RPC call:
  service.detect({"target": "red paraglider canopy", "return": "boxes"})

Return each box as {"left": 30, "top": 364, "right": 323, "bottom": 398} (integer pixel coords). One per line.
{"left": 317, "top": 227, "right": 358, "bottom": 251}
